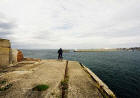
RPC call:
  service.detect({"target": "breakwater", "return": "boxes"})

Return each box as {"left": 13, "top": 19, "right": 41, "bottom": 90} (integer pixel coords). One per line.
{"left": 0, "top": 59, "right": 116, "bottom": 98}
{"left": 74, "top": 49, "right": 119, "bottom": 52}
{"left": 22, "top": 49, "right": 140, "bottom": 98}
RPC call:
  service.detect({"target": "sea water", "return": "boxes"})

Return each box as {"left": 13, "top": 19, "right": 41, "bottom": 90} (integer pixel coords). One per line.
{"left": 22, "top": 49, "right": 140, "bottom": 98}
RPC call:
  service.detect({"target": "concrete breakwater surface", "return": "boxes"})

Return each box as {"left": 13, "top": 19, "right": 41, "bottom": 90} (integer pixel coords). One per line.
{"left": 0, "top": 59, "right": 115, "bottom": 98}
{"left": 22, "top": 49, "right": 140, "bottom": 98}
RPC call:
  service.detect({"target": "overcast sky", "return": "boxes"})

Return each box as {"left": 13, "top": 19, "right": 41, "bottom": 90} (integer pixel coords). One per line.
{"left": 0, "top": 0, "right": 140, "bottom": 49}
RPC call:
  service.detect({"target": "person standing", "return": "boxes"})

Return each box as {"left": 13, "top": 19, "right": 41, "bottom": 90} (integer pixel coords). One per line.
{"left": 58, "top": 48, "right": 63, "bottom": 60}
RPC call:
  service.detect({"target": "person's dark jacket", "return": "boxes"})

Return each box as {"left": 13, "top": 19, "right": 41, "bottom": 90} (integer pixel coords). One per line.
{"left": 58, "top": 48, "right": 63, "bottom": 54}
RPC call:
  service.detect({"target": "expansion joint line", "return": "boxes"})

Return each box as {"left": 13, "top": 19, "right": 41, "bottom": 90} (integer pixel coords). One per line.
{"left": 62, "top": 60, "right": 69, "bottom": 98}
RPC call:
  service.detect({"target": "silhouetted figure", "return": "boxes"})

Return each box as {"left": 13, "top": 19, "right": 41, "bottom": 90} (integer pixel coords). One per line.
{"left": 58, "top": 48, "right": 63, "bottom": 60}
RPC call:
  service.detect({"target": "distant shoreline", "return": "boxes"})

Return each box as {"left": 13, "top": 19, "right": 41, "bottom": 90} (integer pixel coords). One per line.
{"left": 74, "top": 49, "right": 121, "bottom": 52}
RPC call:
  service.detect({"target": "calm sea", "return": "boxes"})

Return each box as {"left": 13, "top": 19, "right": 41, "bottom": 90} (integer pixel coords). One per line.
{"left": 21, "top": 49, "right": 140, "bottom": 98}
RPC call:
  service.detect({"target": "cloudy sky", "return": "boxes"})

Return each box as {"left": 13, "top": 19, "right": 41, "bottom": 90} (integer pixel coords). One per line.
{"left": 0, "top": 0, "right": 140, "bottom": 49}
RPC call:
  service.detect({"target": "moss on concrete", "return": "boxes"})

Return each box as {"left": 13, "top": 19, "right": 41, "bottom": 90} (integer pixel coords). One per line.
{"left": 0, "top": 83, "right": 13, "bottom": 91}
{"left": 32, "top": 84, "right": 49, "bottom": 91}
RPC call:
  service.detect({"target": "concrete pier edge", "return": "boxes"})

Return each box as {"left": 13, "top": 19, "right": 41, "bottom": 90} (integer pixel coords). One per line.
{"left": 79, "top": 63, "right": 116, "bottom": 98}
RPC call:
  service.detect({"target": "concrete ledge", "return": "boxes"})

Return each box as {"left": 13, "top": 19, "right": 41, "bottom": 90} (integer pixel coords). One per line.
{"left": 80, "top": 63, "right": 116, "bottom": 98}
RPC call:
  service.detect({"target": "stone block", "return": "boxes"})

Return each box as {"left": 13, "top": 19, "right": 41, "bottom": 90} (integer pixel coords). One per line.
{"left": 11, "top": 49, "right": 18, "bottom": 64}
{"left": 0, "top": 39, "right": 10, "bottom": 48}
{"left": 0, "top": 54, "right": 10, "bottom": 66}
{"left": 0, "top": 39, "right": 11, "bottom": 66}
{"left": 0, "top": 48, "right": 10, "bottom": 65}
{"left": 0, "top": 48, "right": 10, "bottom": 55}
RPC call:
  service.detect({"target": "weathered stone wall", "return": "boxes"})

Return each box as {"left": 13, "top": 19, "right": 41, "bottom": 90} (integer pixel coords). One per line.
{"left": 11, "top": 49, "right": 18, "bottom": 64}
{"left": 0, "top": 39, "right": 11, "bottom": 66}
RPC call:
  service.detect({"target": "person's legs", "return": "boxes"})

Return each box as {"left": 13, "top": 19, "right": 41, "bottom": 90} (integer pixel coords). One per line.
{"left": 60, "top": 53, "right": 63, "bottom": 60}
{"left": 58, "top": 54, "right": 61, "bottom": 59}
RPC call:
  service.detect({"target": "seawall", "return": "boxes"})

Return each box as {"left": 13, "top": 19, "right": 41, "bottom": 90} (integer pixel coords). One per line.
{"left": 80, "top": 63, "right": 116, "bottom": 98}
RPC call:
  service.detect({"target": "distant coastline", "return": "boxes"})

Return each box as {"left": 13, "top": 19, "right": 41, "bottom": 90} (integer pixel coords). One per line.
{"left": 74, "top": 49, "right": 119, "bottom": 52}
{"left": 74, "top": 47, "right": 140, "bottom": 52}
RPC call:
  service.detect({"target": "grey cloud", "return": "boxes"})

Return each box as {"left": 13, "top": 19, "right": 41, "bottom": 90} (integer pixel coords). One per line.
{"left": 0, "top": 13, "right": 16, "bottom": 39}
{"left": 0, "top": 12, "right": 16, "bottom": 29}
{"left": 0, "top": 31, "right": 12, "bottom": 38}
{"left": 75, "top": 24, "right": 140, "bottom": 39}
{"left": 34, "top": 31, "right": 52, "bottom": 39}
{"left": 12, "top": 42, "right": 50, "bottom": 49}
{"left": 0, "top": 22, "right": 16, "bottom": 29}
